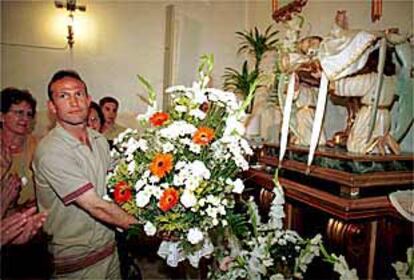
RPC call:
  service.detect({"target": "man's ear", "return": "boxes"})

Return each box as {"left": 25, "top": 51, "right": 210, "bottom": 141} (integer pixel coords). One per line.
{"left": 47, "top": 100, "right": 57, "bottom": 115}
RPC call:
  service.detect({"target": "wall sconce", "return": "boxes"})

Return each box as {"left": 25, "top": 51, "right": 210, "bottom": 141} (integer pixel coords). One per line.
{"left": 54, "top": 0, "right": 86, "bottom": 49}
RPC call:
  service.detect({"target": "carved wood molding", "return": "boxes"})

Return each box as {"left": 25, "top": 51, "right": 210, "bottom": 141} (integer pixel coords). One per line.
{"left": 259, "top": 155, "right": 414, "bottom": 188}
{"left": 243, "top": 169, "right": 400, "bottom": 220}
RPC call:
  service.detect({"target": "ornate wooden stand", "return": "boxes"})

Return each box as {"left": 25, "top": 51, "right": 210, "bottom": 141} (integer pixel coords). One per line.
{"left": 243, "top": 144, "right": 413, "bottom": 279}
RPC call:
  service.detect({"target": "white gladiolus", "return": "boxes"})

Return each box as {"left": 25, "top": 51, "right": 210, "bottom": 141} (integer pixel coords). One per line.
{"left": 232, "top": 178, "right": 245, "bottom": 194}
{"left": 137, "top": 105, "right": 157, "bottom": 123}
{"left": 144, "top": 222, "right": 157, "bottom": 236}
{"left": 165, "top": 85, "right": 186, "bottom": 93}
{"left": 187, "top": 228, "right": 204, "bottom": 244}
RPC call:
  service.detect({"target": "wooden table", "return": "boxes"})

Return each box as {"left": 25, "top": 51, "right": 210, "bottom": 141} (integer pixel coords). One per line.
{"left": 243, "top": 145, "right": 413, "bottom": 279}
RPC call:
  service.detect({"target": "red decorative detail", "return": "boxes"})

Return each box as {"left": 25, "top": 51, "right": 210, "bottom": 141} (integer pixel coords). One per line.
{"left": 62, "top": 182, "right": 94, "bottom": 205}
{"left": 371, "top": 0, "right": 382, "bottom": 23}
{"left": 272, "top": 0, "right": 308, "bottom": 23}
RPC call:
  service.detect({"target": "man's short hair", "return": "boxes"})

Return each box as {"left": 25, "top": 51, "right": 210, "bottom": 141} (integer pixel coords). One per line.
{"left": 99, "top": 96, "right": 119, "bottom": 110}
{"left": 47, "top": 70, "right": 88, "bottom": 100}
{"left": 1, "top": 87, "right": 37, "bottom": 116}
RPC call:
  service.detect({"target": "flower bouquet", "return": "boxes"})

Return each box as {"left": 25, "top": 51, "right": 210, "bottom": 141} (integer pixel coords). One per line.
{"left": 107, "top": 55, "right": 257, "bottom": 267}
{"left": 209, "top": 172, "right": 359, "bottom": 280}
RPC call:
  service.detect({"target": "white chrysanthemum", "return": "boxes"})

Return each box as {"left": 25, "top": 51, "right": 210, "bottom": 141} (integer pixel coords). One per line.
{"left": 175, "top": 105, "right": 187, "bottom": 113}
{"left": 166, "top": 85, "right": 186, "bottom": 93}
{"left": 127, "top": 160, "right": 136, "bottom": 174}
{"left": 187, "top": 228, "right": 204, "bottom": 244}
{"left": 134, "top": 179, "right": 146, "bottom": 191}
{"left": 137, "top": 105, "right": 157, "bottom": 123}
{"left": 191, "top": 160, "right": 210, "bottom": 179}
{"left": 137, "top": 138, "right": 148, "bottom": 152}
{"left": 175, "top": 160, "right": 186, "bottom": 170}
{"left": 206, "top": 206, "right": 218, "bottom": 219}
{"left": 136, "top": 190, "right": 151, "bottom": 207}
{"left": 125, "top": 137, "right": 140, "bottom": 156}
{"left": 185, "top": 176, "right": 201, "bottom": 191}
{"left": 189, "top": 143, "right": 201, "bottom": 154}
{"left": 189, "top": 109, "right": 206, "bottom": 120}
{"left": 113, "top": 128, "right": 133, "bottom": 145}
{"left": 227, "top": 178, "right": 245, "bottom": 194}
{"left": 144, "top": 221, "right": 157, "bottom": 236}
{"left": 173, "top": 173, "right": 185, "bottom": 187}
{"left": 159, "top": 121, "right": 197, "bottom": 139}
{"left": 162, "top": 142, "right": 175, "bottom": 153}
{"left": 206, "top": 194, "right": 220, "bottom": 206}
{"left": 142, "top": 170, "right": 151, "bottom": 178}
{"left": 181, "top": 190, "right": 197, "bottom": 208}
{"left": 224, "top": 116, "right": 245, "bottom": 137}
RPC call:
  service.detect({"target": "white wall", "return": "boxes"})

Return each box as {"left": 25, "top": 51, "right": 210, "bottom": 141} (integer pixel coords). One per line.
{"left": 2, "top": 0, "right": 413, "bottom": 151}
{"left": 1, "top": 0, "right": 247, "bottom": 112}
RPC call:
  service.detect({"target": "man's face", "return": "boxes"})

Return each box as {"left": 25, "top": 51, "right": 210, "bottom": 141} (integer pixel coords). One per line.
{"left": 48, "top": 77, "right": 90, "bottom": 127}
{"left": 1, "top": 101, "right": 34, "bottom": 136}
{"left": 101, "top": 102, "right": 118, "bottom": 126}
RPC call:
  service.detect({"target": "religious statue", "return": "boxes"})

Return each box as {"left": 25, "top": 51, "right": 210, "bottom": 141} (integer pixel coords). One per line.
{"left": 278, "top": 17, "right": 327, "bottom": 148}
{"left": 278, "top": 10, "right": 413, "bottom": 169}
{"left": 318, "top": 10, "right": 412, "bottom": 155}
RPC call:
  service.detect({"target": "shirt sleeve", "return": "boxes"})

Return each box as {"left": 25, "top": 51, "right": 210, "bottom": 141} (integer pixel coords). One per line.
{"left": 37, "top": 151, "right": 93, "bottom": 206}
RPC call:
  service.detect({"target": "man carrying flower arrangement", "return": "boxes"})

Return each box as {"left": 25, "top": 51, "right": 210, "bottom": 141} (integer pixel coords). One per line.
{"left": 107, "top": 55, "right": 257, "bottom": 268}
{"left": 33, "top": 70, "right": 138, "bottom": 279}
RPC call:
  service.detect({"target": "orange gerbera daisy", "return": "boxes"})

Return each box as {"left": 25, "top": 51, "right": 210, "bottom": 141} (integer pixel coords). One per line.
{"left": 150, "top": 153, "right": 173, "bottom": 178}
{"left": 150, "top": 112, "right": 169, "bottom": 126}
{"left": 114, "top": 181, "right": 132, "bottom": 204}
{"left": 193, "top": 127, "right": 215, "bottom": 145}
{"left": 158, "top": 187, "right": 179, "bottom": 212}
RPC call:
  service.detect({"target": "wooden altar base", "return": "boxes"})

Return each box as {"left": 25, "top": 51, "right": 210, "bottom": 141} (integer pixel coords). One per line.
{"left": 243, "top": 145, "right": 414, "bottom": 279}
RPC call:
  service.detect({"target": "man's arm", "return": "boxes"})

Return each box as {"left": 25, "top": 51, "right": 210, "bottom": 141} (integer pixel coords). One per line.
{"left": 75, "top": 189, "right": 137, "bottom": 230}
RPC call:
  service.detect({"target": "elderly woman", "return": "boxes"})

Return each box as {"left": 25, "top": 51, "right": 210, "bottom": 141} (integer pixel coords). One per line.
{"left": 1, "top": 87, "right": 50, "bottom": 279}
{"left": 1, "top": 87, "right": 38, "bottom": 210}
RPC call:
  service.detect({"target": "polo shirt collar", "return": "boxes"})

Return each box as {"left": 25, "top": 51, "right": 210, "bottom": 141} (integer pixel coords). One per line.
{"left": 53, "top": 123, "right": 100, "bottom": 148}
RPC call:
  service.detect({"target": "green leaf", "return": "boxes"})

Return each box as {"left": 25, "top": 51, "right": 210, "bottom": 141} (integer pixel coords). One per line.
{"left": 137, "top": 74, "right": 156, "bottom": 106}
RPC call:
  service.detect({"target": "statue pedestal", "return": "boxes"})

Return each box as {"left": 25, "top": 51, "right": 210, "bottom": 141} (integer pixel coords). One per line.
{"left": 243, "top": 144, "right": 413, "bottom": 279}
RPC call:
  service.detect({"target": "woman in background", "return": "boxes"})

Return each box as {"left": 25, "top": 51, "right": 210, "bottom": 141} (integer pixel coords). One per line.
{"left": 87, "top": 101, "right": 105, "bottom": 132}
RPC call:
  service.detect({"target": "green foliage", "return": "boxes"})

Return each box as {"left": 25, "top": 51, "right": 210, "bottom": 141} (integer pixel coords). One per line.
{"left": 236, "top": 25, "right": 279, "bottom": 69}
{"left": 137, "top": 74, "right": 157, "bottom": 106}
{"left": 223, "top": 25, "right": 280, "bottom": 113}
{"left": 223, "top": 61, "right": 259, "bottom": 97}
